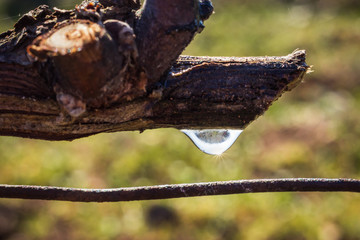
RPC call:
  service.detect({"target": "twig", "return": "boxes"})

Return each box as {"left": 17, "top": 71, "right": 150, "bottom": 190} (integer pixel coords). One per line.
{"left": 0, "top": 178, "right": 359, "bottom": 202}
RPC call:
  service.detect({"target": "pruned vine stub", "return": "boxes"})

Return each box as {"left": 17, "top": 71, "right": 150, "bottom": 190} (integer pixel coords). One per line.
{"left": 0, "top": 0, "right": 308, "bottom": 141}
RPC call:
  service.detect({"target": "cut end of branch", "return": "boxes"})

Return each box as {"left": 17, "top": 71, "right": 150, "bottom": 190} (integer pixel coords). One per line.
{"left": 26, "top": 19, "right": 145, "bottom": 117}
{"left": 27, "top": 20, "right": 105, "bottom": 61}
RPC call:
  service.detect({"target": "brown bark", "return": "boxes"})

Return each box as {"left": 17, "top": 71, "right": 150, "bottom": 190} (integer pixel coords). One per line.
{"left": 0, "top": 0, "right": 308, "bottom": 141}
{"left": 0, "top": 50, "right": 307, "bottom": 140}
{"left": 135, "top": 0, "right": 211, "bottom": 82}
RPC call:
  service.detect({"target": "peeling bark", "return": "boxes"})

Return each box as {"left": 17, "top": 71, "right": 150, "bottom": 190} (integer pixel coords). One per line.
{"left": 0, "top": 51, "right": 308, "bottom": 140}
{"left": 0, "top": 0, "right": 308, "bottom": 141}
{"left": 135, "top": 0, "right": 212, "bottom": 82}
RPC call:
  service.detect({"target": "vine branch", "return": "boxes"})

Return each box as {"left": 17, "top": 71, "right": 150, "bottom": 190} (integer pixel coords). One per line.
{"left": 0, "top": 50, "right": 308, "bottom": 140}
{"left": 0, "top": 0, "right": 309, "bottom": 140}
{"left": 0, "top": 178, "right": 359, "bottom": 202}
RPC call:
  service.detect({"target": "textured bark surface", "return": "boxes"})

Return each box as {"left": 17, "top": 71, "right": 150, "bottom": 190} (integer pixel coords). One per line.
{"left": 0, "top": 51, "right": 308, "bottom": 140}
{"left": 0, "top": 0, "right": 309, "bottom": 141}
{"left": 135, "top": 0, "right": 209, "bottom": 82}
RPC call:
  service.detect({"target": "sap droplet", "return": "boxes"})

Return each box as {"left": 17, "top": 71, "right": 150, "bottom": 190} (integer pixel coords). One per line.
{"left": 181, "top": 129, "right": 243, "bottom": 155}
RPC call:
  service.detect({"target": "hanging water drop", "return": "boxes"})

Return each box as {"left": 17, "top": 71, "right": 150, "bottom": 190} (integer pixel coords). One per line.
{"left": 181, "top": 129, "right": 243, "bottom": 155}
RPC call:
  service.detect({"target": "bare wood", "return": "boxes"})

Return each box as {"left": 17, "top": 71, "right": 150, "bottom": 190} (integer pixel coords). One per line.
{"left": 0, "top": 50, "right": 308, "bottom": 140}
{"left": 0, "top": 178, "right": 358, "bottom": 202}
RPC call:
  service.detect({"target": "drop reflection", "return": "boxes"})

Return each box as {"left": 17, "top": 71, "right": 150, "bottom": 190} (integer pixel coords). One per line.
{"left": 181, "top": 129, "right": 243, "bottom": 155}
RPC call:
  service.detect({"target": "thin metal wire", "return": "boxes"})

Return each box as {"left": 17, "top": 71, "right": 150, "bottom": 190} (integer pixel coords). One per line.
{"left": 0, "top": 178, "right": 359, "bottom": 202}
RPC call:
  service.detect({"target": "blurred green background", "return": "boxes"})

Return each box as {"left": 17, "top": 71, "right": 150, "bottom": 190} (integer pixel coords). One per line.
{"left": 1, "top": 0, "right": 360, "bottom": 239}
